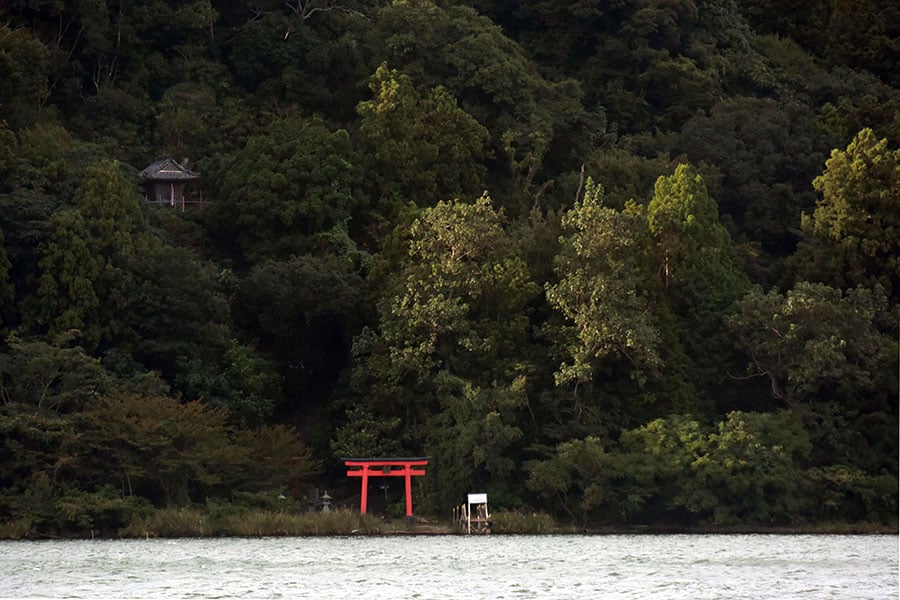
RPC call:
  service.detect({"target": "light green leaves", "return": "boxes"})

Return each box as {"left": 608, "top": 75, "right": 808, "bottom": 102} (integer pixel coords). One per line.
{"left": 547, "top": 178, "right": 660, "bottom": 385}
{"left": 357, "top": 63, "right": 489, "bottom": 215}
{"left": 801, "top": 128, "right": 900, "bottom": 299}
{"left": 384, "top": 194, "right": 538, "bottom": 379}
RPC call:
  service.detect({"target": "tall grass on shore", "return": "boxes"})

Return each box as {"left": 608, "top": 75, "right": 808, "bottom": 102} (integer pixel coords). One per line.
{"left": 216, "top": 509, "right": 383, "bottom": 536}
{"left": 489, "top": 510, "right": 557, "bottom": 534}
{"left": 119, "top": 507, "right": 209, "bottom": 538}
{"left": 120, "top": 508, "right": 383, "bottom": 538}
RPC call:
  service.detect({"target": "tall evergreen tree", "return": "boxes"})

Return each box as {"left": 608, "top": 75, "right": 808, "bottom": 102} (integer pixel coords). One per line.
{"left": 647, "top": 165, "right": 748, "bottom": 412}
{"left": 74, "top": 160, "right": 145, "bottom": 259}
{"left": 32, "top": 209, "right": 104, "bottom": 350}
{"left": 797, "top": 128, "right": 900, "bottom": 301}
{"left": 31, "top": 160, "right": 145, "bottom": 352}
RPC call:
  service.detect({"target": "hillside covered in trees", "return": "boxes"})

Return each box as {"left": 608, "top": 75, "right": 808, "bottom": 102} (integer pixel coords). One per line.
{"left": 0, "top": 0, "right": 897, "bottom": 535}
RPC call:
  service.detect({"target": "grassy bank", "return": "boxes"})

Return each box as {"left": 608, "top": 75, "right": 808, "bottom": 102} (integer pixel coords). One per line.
{"left": 0, "top": 508, "right": 385, "bottom": 540}
{"left": 1, "top": 508, "right": 894, "bottom": 539}
{"left": 489, "top": 510, "right": 559, "bottom": 534}
{"left": 119, "top": 508, "right": 385, "bottom": 538}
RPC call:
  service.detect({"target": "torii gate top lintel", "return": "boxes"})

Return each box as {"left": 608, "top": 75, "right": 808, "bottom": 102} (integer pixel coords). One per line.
{"left": 343, "top": 457, "right": 430, "bottom": 516}
{"left": 343, "top": 457, "right": 429, "bottom": 467}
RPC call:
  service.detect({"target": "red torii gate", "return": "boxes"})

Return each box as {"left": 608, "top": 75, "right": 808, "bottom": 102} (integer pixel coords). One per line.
{"left": 343, "top": 457, "right": 429, "bottom": 516}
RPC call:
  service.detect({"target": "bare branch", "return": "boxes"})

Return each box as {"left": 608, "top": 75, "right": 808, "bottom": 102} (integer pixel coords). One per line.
{"left": 284, "top": 0, "right": 365, "bottom": 23}
{"left": 726, "top": 370, "right": 767, "bottom": 381}
{"left": 574, "top": 163, "right": 585, "bottom": 204}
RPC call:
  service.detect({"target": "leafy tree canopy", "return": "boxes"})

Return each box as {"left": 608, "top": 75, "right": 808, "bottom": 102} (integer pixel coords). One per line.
{"left": 547, "top": 178, "right": 661, "bottom": 386}
{"left": 728, "top": 282, "right": 895, "bottom": 408}
{"left": 798, "top": 128, "right": 900, "bottom": 300}
{"left": 207, "top": 115, "right": 363, "bottom": 265}
{"left": 357, "top": 63, "right": 489, "bottom": 221}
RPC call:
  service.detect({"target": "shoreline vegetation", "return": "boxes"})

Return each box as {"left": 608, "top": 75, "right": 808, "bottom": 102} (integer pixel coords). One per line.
{"left": 1, "top": 509, "right": 895, "bottom": 540}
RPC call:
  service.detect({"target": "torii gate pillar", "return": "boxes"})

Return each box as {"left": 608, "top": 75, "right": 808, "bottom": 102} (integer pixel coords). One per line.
{"left": 343, "top": 458, "right": 430, "bottom": 516}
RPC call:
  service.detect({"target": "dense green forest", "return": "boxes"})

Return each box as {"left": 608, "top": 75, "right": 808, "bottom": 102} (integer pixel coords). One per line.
{"left": 0, "top": 0, "right": 897, "bottom": 535}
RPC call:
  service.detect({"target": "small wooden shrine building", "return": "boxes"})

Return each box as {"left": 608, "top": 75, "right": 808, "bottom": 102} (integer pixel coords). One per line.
{"left": 140, "top": 156, "right": 200, "bottom": 208}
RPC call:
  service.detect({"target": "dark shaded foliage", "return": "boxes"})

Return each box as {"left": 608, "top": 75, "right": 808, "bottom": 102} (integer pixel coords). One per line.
{"left": 0, "top": 0, "right": 895, "bottom": 534}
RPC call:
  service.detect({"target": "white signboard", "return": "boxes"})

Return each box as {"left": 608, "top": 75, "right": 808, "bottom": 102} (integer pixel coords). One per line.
{"left": 467, "top": 493, "right": 487, "bottom": 504}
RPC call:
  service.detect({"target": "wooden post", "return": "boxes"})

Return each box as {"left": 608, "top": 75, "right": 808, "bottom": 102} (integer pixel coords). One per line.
{"left": 403, "top": 465, "right": 413, "bottom": 516}
{"left": 360, "top": 464, "right": 370, "bottom": 514}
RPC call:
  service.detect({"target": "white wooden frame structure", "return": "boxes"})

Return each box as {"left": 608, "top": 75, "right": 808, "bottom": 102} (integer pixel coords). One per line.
{"left": 454, "top": 493, "right": 490, "bottom": 534}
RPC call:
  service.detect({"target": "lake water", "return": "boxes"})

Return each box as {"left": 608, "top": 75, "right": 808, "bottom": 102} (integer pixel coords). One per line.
{"left": 1, "top": 534, "right": 896, "bottom": 599}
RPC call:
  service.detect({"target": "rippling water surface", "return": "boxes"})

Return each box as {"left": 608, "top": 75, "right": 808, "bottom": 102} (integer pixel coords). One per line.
{"left": 1, "top": 534, "right": 896, "bottom": 599}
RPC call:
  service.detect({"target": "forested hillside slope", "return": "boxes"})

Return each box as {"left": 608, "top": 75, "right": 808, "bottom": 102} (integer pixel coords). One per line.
{"left": 1, "top": 0, "right": 897, "bottom": 534}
